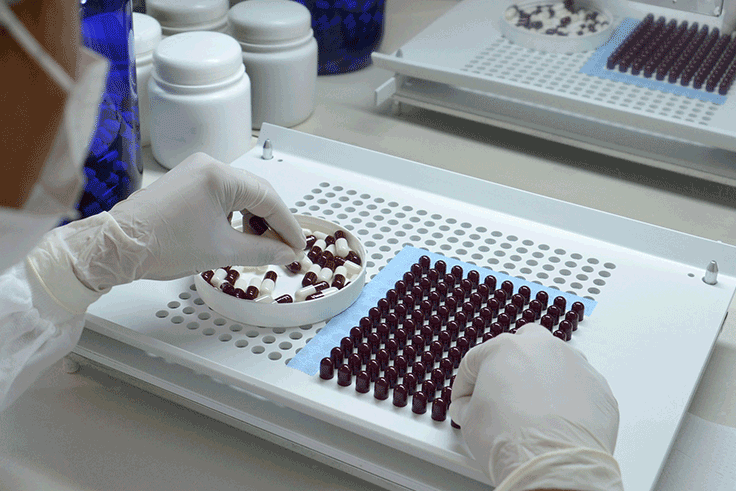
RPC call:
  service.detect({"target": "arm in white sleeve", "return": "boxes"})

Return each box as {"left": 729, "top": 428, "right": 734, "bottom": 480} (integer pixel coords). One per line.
{"left": 0, "top": 212, "right": 110, "bottom": 412}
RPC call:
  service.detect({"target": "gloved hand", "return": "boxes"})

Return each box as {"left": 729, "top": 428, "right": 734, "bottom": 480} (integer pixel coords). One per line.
{"left": 449, "top": 324, "right": 622, "bottom": 491}
{"left": 29, "top": 152, "right": 306, "bottom": 297}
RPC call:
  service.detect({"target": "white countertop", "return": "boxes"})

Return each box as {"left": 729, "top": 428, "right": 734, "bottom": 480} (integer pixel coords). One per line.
{"left": 3, "top": 1, "right": 736, "bottom": 489}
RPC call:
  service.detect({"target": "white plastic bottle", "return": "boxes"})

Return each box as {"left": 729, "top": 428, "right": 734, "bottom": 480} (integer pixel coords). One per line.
{"left": 146, "top": 0, "right": 229, "bottom": 38}
{"left": 228, "top": 0, "right": 317, "bottom": 129}
{"left": 132, "top": 12, "right": 161, "bottom": 147}
{"left": 148, "top": 31, "right": 252, "bottom": 169}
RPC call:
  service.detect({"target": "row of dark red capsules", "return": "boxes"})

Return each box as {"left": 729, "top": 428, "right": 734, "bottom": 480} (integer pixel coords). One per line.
{"left": 606, "top": 14, "right": 736, "bottom": 94}
{"left": 200, "top": 216, "right": 362, "bottom": 303}
{"left": 319, "top": 255, "right": 586, "bottom": 423}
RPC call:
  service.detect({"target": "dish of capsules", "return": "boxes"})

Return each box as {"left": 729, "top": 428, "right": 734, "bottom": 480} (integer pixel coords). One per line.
{"left": 195, "top": 214, "right": 367, "bottom": 327}
{"left": 500, "top": 0, "right": 616, "bottom": 52}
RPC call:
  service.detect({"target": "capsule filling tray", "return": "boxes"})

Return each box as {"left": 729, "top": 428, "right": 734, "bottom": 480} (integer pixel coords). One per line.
{"left": 82, "top": 124, "right": 736, "bottom": 491}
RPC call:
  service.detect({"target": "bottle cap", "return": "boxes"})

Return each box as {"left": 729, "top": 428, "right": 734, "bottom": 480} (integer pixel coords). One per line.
{"left": 133, "top": 13, "right": 162, "bottom": 56}
{"left": 147, "top": 0, "right": 229, "bottom": 27}
{"left": 153, "top": 31, "right": 244, "bottom": 86}
{"left": 229, "top": 0, "right": 313, "bottom": 45}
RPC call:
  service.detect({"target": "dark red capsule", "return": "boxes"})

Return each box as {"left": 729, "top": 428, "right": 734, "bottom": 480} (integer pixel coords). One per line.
{"left": 377, "top": 298, "right": 390, "bottom": 316}
{"left": 245, "top": 285, "right": 259, "bottom": 300}
{"left": 462, "top": 302, "right": 475, "bottom": 318}
{"left": 446, "top": 321, "right": 460, "bottom": 340}
{"left": 367, "top": 333, "right": 381, "bottom": 353}
{"left": 460, "top": 279, "right": 473, "bottom": 295}
{"left": 248, "top": 215, "right": 268, "bottom": 235}
{"left": 201, "top": 270, "right": 214, "bottom": 283}
{"left": 359, "top": 316, "right": 372, "bottom": 333}
{"left": 225, "top": 270, "right": 239, "bottom": 284}
{"left": 394, "top": 280, "right": 408, "bottom": 297}
{"left": 454, "top": 311, "right": 467, "bottom": 327}
{"left": 515, "top": 318, "right": 528, "bottom": 329}
{"left": 368, "top": 306, "right": 382, "bottom": 325}
{"left": 221, "top": 283, "right": 236, "bottom": 296}
{"left": 505, "top": 303, "right": 518, "bottom": 322}
{"left": 330, "top": 347, "right": 344, "bottom": 366}
{"left": 437, "top": 305, "right": 450, "bottom": 323}
{"left": 412, "top": 392, "right": 428, "bottom": 414}
{"left": 386, "top": 288, "right": 399, "bottom": 307}
{"left": 419, "top": 255, "right": 431, "bottom": 273}
{"left": 386, "top": 313, "right": 399, "bottom": 331}
{"left": 395, "top": 303, "right": 408, "bottom": 320}
{"left": 302, "top": 271, "right": 317, "bottom": 287}
{"left": 472, "top": 317, "right": 486, "bottom": 334}
{"left": 484, "top": 275, "right": 497, "bottom": 290}
{"left": 553, "top": 330, "right": 567, "bottom": 341}
{"left": 411, "top": 285, "right": 424, "bottom": 302}
{"left": 429, "top": 315, "right": 442, "bottom": 334}
{"left": 394, "top": 328, "right": 408, "bottom": 348}
{"left": 340, "top": 337, "right": 354, "bottom": 354}
{"left": 421, "top": 350, "right": 435, "bottom": 368}
{"left": 431, "top": 367, "right": 445, "bottom": 387}
{"left": 456, "top": 337, "right": 470, "bottom": 355}
{"left": 511, "top": 294, "right": 525, "bottom": 310}
{"left": 428, "top": 291, "right": 442, "bottom": 309}
{"left": 444, "top": 273, "right": 456, "bottom": 287}
{"left": 448, "top": 347, "right": 462, "bottom": 368}
{"left": 440, "top": 358, "right": 454, "bottom": 379}
{"left": 367, "top": 360, "right": 380, "bottom": 381}
{"left": 465, "top": 326, "right": 478, "bottom": 345}
{"left": 337, "top": 365, "right": 352, "bottom": 386}
{"left": 547, "top": 305, "right": 561, "bottom": 325}
{"left": 445, "top": 296, "right": 458, "bottom": 312}
{"left": 305, "top": 235, "right": 316, "bottom": 249}
{"left": 358, "top": 343, "right": 371, "bottom": 363}
{"left": 554, "top": 296, "right": 567, "bottom": 312}
{"left": 451, "top": 265, "right": 463, "bottom": 281}
{"left": 325, "top": 234, "right": 335, "bottom": 246}
{"left": 467, "top": 269, "right": 480, "bottom": 287}
{"left": 412, "top": 361, "right": 427, "bottom": 379}
{"left": 420, "top": 299, "right": 433, "bottom": 316}
{"left": 536, "top": 290, "right": 549, "bottom": 309}
{"left": 435, "top": 260, "right": 447, "bottom": 275}
{"left": 487, "top": 298, "right": 500, "bottom": 317}
{"left": 494, "top": 289, "right": 507, "bottom": 304}
{"left": 403, "top": 271, "right": 416, "bottom": 286}
{"left": 394, "top": 355, "right": 408, "bottom": 376}
{"left": 403, "top": 345, "right": 417, "bottom": 364}
{"left": 411, "top": 309, "right": 425, "bottom": 325}
{"left": 428, "top": 268, "right": 440, "bottom": 286}
{"left": 572, "top": 301, "right": 585, "bottom": 322}
{"left": 565, "top": 310, "right": 579, "bottom": 331}
{"left": 411, "top": 262, "right": 423, "bottom": 278}
{"left": 436, "top": 282, "right": 449, "bottom": 300}
{"left": 522, "top": 309, "right": 536, "bottom": 323}
{"left": 529, "top": 299, "right": 543, "bottom": 319}
{"left": 497, "top": 313, "right": 511, "bottom": 330}
{"left": 518, "top": 285, "right": 531, "bottom": 303}
{"left": 560, "top": 320, "right": 574, "bottom": 341}
{"left": 374, "top": 377, "right": 390, "bottom": 400}
{"left": 355, "top": 371, "right": 370, "bottom": 393}
{"left": 377, "top": 323, "right": 390, "bottom": 343}
{"left": 430, "top": 341, "right": 444, "bottom": 361}
{"left": 285, "top": 261, "right": 301, "bottom": 274}
{"left": 480, "top": 307, "right": 493, "bottom": 324}
{"left": 470, "top": 292, "right": 483, "bottom": 310}
{"left": 482, "top": 332, "right": 494, "bottom": 343}
{"left": 320, "top": 357, "right": 334, "bottom": 379}
{"left": 441, "top": 385, "right": 452, "bottom": 402}
{"left": 376, "top": 349, "right": 390, "bottom": 370}
{"left": 541, "top": 314, "right": 554, "bottom": 331}
{"left": 348, "top": 353, "right": 362, "bottom": 375}
{"left": 307, "top": 247, "right": 321, "bottom": 263}
{"left": 412, "top": 335, "right": 425, "bottom": 350}
{"left": 386, "top": 338, "right": 399, "bottom": 358}
{"left": 346, "top": 251, "right": 362, "bottom": 266}
{"left": 431, "top": 398, "right": 448, "bottom": 422}
{"left": 451, "top": 420, "right": 461, "bottom": 429}
{"left": 334, "top": 230, "right": 346, "bottom": 240}
{"left": 419, "top": 277, "right": 432, "bottom": 294}
{"left": 234, "top": 288, "right": 247, "bottom": 299}
{"left": 439, "top": 330, "right": 452, "bottom": 349}
{"left": 501, "top": 280, "right": 514, "bottom": 297}
{"left": 490, "top": 322, "right": 504, "bottom": 336}
{"left": 422, "top": 380, "right": 437, "bottom": 401}
{"left": 404, "top": 372, "right": 418, "bottom": 394}
{"left": 393, "top": 385, "right": 409, "bottom": 407}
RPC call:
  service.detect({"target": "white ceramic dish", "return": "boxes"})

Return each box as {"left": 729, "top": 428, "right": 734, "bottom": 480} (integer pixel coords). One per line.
{"left": 500, "top": 0, "right": 618, "bottom": 53}
{"left": 195, "top": 215, "right": 366, "bottom": 327}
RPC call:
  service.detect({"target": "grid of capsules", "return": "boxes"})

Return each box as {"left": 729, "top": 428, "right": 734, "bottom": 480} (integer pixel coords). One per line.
{"left": 199, "top": 216, "right": 363, "bottom": 304}
{"left": 318, "top": 256, "right": 585, "bottom": 424}
{"left": 607, "top": 14, "right": 736, "bottom": 95}
{"left": 505, "top": 1, "right": 609, "bottom": 37}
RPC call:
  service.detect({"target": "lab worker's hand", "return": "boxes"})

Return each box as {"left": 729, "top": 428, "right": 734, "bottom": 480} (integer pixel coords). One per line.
{"left": 449, "top": 324, "right": 622, "bottom": 491}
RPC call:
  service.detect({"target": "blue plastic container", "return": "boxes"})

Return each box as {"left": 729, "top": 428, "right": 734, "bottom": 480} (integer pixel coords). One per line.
{"left": 79, "top": 0, "right": 142, "bottom": 219}
{"left": 292, "top": 0, "right": 386, "bottom": 75}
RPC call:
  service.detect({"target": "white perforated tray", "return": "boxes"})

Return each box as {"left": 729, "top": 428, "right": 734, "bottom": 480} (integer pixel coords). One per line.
{"left": 83, "top": 124, "right": 736, "bottom": 491}
{"left": 372, "top": 0, "right": 736, "bottom": 184}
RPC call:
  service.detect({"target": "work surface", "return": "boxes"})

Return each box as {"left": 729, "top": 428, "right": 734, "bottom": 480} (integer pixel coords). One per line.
{"left": 3, "top": 1, "right": 736, "bottom": 490}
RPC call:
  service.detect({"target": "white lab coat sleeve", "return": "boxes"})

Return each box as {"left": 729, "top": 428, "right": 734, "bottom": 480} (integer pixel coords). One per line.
{"left": 0, "top": 223, "right": 105, "bottom": 412}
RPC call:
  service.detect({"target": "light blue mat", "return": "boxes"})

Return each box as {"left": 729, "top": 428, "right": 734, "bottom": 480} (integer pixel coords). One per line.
{"left": 581, "top": 17, "right": 727, "bottom": 105}
{"left": 287, "top": 246, "right": 598, "bottom": 376}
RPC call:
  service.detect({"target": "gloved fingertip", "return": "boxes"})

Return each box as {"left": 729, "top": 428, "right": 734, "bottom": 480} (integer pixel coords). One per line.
{"left": 448, "top": 397, "right": 469, "bottom": 425}
{"left": 273, "top": 246, "right": 299, "bottom": 265}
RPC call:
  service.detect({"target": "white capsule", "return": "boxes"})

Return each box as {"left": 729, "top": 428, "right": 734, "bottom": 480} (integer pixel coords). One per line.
{"left": 233, "top": 277, "right": 249, "bottom": 291}
{"left": 320, "top": 287, "right": 339, "bottom": 298}
{"left": 298, "top": 254, "right": 313, "bottom": 273}
{"left": 312, "top": 230, "right": 328, "bottom": 240}
{"left": 295, "top": 284, "right": 318, "bottom": 302}
{"left": 249, "top": 277, "right": 261, "bottom": 287}
{"left": 313, "top": 238, "right": 327, "bottom": 251}
{"left": 334, "top": 265, "right": 347, "bottom": 278}
{"left": 260, "top": 277, "right": 276, "bottom": 295}
{"left": 307, "top": 263, "right": 321, "bottom": 275}
{"left": 211, "top": 268, "right": 228, "bottom": 287}
{"left": 317, "top": 266, "right": 334, "bottom": 283}
{"left": 254, "top": 294, "right": 274, "bottom": 303}
{"left": 302, "top": 228, "right": 313, "bottom": 236}
{"left": 326, "top": 244, "right": 336, "bottom": 255}
{"left": 335, "top": 237, "right": 350, "bottom": 257}
{"left": 342, "top": 259, "right": 361, "bottom": 276}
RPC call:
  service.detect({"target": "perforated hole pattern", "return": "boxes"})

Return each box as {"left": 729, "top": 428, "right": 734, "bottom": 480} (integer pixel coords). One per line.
{"left": 158, "top": 182, "right": 616, "bottom": 366}
{"left": 460, "top": 37, "right": 721, "bottom": 126}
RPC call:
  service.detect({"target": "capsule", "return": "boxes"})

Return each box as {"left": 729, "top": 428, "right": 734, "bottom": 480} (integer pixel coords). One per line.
{"left": 302, "top": 263, "right": 321, "bottom": 287}
{"left": 305, "top": 234, "right": 317, "bottom": 249}
{"left": 210, "top": 268, "right": 228, "bottom": 288}
{"left": 254, "top": 294, "right": 273, "bottom": 303}
{"left": 248, "top": 215, "right": 268, "bottom": 235}
{"left": 312, "top": 230, "right": 328, "bottom": 240}
{"left": 335, "top": 236, "right": 350, "bottom": 257}
{"left": 332, "top": 265, "right": 347, "bottom": 289}
{"left": 346, "top": 250, "right": 362, "bottom": 266}
{"left": 245, "top": 277, "right": 260, "bottom": 300}
{"left": 260, "top": 270, "right": 277, "bottom": 295}
{"left": 317, "top": 265, "right": 334, "bottom": 283}
{"left": 305, "top": 287, "right": 339, "bottom": 301}
{"left": 275, "top": 294, "right": 293, "bottom": 303}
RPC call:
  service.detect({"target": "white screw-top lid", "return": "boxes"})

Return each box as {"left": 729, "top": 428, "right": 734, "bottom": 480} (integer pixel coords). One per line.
{"left": 147, "top": 0, "right": 229, "bottom": 27}
{"left": 133, "top": 13, "right": 162, "bottom": 56}
{"left": 228, "top": 0, "right": 312, "bottom": 44}
{"left": 153, "top": 31, "right": 244, "bottom": 85}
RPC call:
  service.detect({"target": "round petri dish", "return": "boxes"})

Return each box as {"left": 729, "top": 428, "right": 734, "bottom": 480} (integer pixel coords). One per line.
{"left": 500, "top": 0, "right": 619, "bottom": 53}
{"left": 195, "top": 215, "right": 366, "bottom": 327}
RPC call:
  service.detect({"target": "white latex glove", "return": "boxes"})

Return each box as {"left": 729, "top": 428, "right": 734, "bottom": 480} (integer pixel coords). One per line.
{"left": 56, "top": 152, "right": 305, "bottom": 292}
{"left": 449, "top": 324, "right": 622, "bottom": 491}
